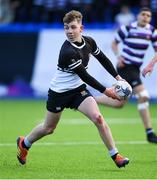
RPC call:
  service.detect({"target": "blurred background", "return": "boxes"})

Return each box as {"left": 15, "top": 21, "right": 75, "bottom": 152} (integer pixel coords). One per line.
{"left": 0, "top": 0, "right": 157, "bottom": 100}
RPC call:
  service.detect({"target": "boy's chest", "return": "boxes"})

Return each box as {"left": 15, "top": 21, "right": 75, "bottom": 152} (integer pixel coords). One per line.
{"left": 75, "top": 45, "right": 92, "bottom": 66}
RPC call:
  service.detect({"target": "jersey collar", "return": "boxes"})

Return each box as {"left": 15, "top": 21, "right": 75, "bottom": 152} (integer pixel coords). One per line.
{"left": 69, "top": 37, "right": 86, "bottom": 49}
{"left": 132, "top": 21, "right": 151, "bottom": 29}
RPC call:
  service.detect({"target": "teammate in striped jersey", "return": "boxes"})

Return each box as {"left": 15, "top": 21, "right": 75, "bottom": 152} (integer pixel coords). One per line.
{"left": 96, "top": 7, "right": 157, "bottom": 143}
{"left": 16, "top": 10, "right": 129, "bottom": 168}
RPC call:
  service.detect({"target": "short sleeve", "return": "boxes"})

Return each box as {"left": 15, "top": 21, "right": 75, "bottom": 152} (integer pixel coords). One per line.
{"left": 115, "top": 25, "right": 129, "bottom": 43}
{"left": 86, "top": 36, "right": 101, "bottom": 56}
{"left": 59, "top": 48, "right": 82, "bottom": 71}
{"left": 152, "top": 29, "right": 157, "bottom": 50}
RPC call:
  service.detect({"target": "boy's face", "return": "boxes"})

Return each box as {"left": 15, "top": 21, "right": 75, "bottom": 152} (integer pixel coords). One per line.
{"left": 137, "top": 11, "right": 152, "bottom": 27}
{"left": 64, "top": 20, "right": 83, "bottom": 42}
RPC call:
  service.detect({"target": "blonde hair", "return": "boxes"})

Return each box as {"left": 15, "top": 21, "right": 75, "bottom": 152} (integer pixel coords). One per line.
{"left": 63, "top": 10, "right": 83, "bottom": 24}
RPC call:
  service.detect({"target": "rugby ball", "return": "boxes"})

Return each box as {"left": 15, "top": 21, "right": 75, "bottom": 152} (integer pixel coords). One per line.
{"left": 115, "top": 80, "right": 132, "bottom": 99}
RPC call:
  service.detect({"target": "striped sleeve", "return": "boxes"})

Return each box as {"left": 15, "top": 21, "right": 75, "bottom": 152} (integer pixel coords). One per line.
{"left": 115, "top": 25, "right": 129, "bottom": 43}
{"left": 86, "top": 36, "right": 101, "bottom": 56}
{"left": 93, "top": 47, "right": 101, "bottom": 55}
{"left": 68, "top": 59, "right": 82, "bottom": 70}
{"left": 152, "top": 29, "right": 157, "bottom": 50}
{"left": 61, "top": 48, "right": 83, "bottom": 71}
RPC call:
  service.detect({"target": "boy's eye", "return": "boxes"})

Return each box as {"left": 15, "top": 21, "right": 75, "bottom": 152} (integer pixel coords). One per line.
{"left": 141, "top": 13, "right": 151, "bottom": 18}
{"left": 64, "top": 26, "right": 68, "bottom": 30}
{"left": 71, "top": 26, "right": 76, "bottom": 29}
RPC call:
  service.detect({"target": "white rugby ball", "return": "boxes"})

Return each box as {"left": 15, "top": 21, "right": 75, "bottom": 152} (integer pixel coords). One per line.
{"left": 115, "top": 80, "right": 132, "bottom": 99}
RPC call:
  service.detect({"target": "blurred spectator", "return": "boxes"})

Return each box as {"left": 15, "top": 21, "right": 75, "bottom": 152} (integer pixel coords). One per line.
{"left": 115, "top": 5, "right": 135, "bottom": 26}
{"left": 68, "top": 0, "right": 82, "bottom": 11}
{"left": 104, "top": 0, "right": 121, "bottom": 23}
{"left": 81, "top": 0, "right": 94, "bottom": 23}
{"left": 140, "top": 0, "right": 149, "bottom": 7}
{"left": 93, "top": 0, "right": 107, "bottom": 23}
{"left": 38, "top": 0, "right": 56, "bottom": 23}
{"left": 31, "top": 0, "right": 68, "bottom": 23}
{"left": 0, "top": 0, "right": 14, "bottom": 24}
{"left": 0, "top": 0, "right": 147, "bottom": 25}
{"left": 31, "top": 0, "right": 45, "bottom": 23}
{"left": 13, "top": 0, "right": 33, "bottom": 23}
{"left": 53, "top": 0, "right": 68, "bottom": 23}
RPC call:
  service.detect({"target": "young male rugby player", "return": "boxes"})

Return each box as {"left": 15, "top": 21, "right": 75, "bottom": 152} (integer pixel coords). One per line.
{"left": 96, "top": 7, "right": 157, "bottom": 143}
{"left": 17, "top": 10, "right": 129, "bottom": 168}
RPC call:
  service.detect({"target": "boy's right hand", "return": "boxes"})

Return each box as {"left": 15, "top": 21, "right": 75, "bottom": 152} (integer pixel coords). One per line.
{"left": 104, "top": 87, "right": 121, "bottom": 101}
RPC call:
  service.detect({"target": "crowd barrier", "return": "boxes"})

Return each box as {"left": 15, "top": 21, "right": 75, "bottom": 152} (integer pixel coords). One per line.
{"left": 0, "top": 25, "right": 156, "bottom": 98}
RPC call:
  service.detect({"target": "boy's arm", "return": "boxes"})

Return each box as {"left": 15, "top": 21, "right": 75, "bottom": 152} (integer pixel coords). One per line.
{"left": 142, "top": 55, "right": 157, "bottom": 77}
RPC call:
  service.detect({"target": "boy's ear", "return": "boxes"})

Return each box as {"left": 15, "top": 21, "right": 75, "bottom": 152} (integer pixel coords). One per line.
{"left": 80, "top": 25, "right": 84, "bottom": 32}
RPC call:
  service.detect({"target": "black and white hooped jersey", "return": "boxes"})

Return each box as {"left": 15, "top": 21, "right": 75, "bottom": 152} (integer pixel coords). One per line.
{"left": 115, "top": 21, "right": 157, "bottom": 66}
{"left": 50, "top": 35, "right": 118, "bottom": 93}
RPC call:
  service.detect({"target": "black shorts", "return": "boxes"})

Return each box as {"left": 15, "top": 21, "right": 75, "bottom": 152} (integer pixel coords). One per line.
{"left": 117, "top": 64, "right": 142, "bottom": 88}
{"left": 46, "top": 84, "right": 92, "bottom": 113}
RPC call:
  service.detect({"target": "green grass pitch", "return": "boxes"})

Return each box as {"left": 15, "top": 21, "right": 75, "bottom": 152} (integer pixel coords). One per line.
{"left": 0, "top": 99, "right": 157, "bottom": 179}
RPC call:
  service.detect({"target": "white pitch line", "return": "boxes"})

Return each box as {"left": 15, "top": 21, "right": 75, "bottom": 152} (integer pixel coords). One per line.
{"left": 59, "top": 118, "right": 157, "bottom": 125}
{"left": 0, "top": 140, "right": 148, "bottom": 147}
{"left": 36, "top": 118, "right": 157, "bottom": 125}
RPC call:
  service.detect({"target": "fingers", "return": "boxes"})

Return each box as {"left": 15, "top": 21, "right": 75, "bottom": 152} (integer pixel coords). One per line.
{"left": 142, "top": 69, "right": 151, "bottom": 78}
{"left": 104, "top": 88, "right": 121, "bottom": 101}
{"left": 110, "top": 92, "right": 121, "bottom": 101}
{"left": 144, "top": 72, "right": 151, "bottom": 77}
{"left": 142, "top": 69, "right": 147, "bottom": 77}
{"left": 142, "top": 72, "right": 145, "bottom": 77}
